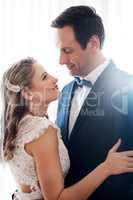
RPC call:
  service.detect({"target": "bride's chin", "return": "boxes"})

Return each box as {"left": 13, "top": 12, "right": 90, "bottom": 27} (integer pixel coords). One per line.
{"left": 51, "top": 95, "right": 59, "bottom": 102}
{"left": 54, "top": 90, "right": 60, "bottom": 98}
{"left": 46, "top": 96, "right": 59, "bottom": 104}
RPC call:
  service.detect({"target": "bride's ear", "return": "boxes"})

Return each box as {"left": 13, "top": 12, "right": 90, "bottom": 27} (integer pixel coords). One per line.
{"left": 21, "top": 87, "right": 33, "bottom": 101}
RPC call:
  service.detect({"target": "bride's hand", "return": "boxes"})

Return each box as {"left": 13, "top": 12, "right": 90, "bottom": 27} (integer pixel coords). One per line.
{"left": 103, "top": 139, "right": 133, "bottom": 175}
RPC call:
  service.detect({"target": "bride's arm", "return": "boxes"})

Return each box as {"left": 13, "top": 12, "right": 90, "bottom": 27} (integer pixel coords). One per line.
{"left": 26, "top": 126, "right": 133, "bottom": 200}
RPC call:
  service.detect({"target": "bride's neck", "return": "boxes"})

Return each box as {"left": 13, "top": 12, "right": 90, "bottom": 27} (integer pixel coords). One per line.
{"left": 28, "top": 102, "right": 48, "bottom": 118}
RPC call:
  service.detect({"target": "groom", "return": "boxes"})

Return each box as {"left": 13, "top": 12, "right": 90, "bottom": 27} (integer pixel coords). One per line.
{"left": 51, "top": 5, "right": 133, "bottom": 200}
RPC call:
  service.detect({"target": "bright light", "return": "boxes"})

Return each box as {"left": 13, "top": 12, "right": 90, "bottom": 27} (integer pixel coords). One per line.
{"left": 1, "top": 1, "right": 133, "bottom": 199}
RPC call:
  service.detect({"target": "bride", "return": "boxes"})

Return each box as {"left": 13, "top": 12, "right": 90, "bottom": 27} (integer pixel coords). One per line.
{"left": 1, "top": 57, "right": 133, "bottom": 200}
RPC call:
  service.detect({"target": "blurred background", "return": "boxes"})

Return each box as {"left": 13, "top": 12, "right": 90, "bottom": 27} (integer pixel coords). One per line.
{"left": 0, "top": 0, "right": 133, "bottom": 199}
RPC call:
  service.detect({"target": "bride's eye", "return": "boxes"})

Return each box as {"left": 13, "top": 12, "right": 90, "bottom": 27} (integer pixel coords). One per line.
{"left": 42, "top": 74, "right": 48, "bottom": 80}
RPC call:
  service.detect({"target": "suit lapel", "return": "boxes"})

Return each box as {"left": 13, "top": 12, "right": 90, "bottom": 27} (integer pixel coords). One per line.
{"left": 61, "top": 80, "right": 77, "bottom": 144}
{"left": 69, "top": 61, "right": 116, "bottom": 140}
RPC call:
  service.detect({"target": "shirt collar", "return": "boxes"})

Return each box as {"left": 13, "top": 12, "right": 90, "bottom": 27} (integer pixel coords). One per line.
{"left": 81, "top": 59, "right": 110, "bottom": 85}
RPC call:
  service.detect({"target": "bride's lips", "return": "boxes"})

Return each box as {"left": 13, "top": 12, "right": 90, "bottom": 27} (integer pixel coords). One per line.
{"left": 52, "top": 85, "right": 59, "bottom": 90}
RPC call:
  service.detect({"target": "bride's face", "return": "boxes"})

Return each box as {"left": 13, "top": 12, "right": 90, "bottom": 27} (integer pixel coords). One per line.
{"left": 29, "top": 63, "right": 59, "bottom": 105}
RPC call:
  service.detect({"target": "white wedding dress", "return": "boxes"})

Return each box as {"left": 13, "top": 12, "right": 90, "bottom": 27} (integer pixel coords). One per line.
{"left": 8, "top": 115, "right": 70, "bottom": 200}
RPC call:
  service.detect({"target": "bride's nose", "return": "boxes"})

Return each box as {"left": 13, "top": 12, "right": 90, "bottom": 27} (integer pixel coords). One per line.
{"left": 50, "top": 75, "right": 58, "bottom": 83}
{"left": 50, "top": 76, "right": 58, "bottom": 84}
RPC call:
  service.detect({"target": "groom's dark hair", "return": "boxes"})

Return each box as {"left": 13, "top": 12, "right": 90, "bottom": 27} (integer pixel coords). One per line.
{"left": 51, "top": 5, "right": 105, "bottom": 49}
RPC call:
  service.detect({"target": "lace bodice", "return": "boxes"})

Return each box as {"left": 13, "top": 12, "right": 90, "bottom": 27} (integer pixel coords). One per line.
{"left": 8, "top": 115, "right": 70, "bottom": 200}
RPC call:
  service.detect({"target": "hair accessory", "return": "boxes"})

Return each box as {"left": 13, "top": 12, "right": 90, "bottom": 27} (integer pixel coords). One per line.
{"left": 5, "top": 79, "right": 21, "bottom": 93}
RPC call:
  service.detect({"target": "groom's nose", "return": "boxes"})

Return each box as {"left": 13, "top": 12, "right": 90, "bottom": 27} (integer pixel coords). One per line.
{"left": 59, "top": 53, "right": 69, "bottom": 65}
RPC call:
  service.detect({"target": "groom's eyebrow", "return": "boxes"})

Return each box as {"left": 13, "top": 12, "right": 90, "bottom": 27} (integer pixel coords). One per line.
{"left": 61, "top": 47, "right": 73, "bottom": 53}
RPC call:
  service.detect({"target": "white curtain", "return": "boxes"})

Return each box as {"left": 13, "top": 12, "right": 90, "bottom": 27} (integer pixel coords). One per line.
{"left": 0, "top": 0, "right": 133, "bottom": 199}
{"left": 103, "top": 0, "right": 133, "bottom": 72}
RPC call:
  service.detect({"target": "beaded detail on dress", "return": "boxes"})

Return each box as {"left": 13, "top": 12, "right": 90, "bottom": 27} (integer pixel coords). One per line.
{"left": 8, "top": 115, "right": 70, "bottom": 200}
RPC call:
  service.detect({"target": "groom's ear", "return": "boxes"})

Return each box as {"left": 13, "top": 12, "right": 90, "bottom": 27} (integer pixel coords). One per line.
{"left": 21, "top": 87, "right": 33, "bottom": 101}
{"left": 87, "top": 35, "right": 100, "bottom": 51}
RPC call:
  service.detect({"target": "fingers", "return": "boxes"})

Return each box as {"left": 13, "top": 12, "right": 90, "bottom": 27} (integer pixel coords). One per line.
{"left": 123, "top": 168, "right": 133, "bottom": 173}
{"left": 110, "top": 139, "right": 121, "bottom": 152}
{"left": 123, "top": 156, "right": 133, "bottom": 167}
{"left": 126, "top": 157, "right": 133, "bottom": 162}
{"left": 126, "top": 163, "right": 133, "bottom": 168}
{"left": 121, "top": 151, "right": 133, "bottom": 156}
{"left": 119, "top": 155, "right": 133, "bottom": 172}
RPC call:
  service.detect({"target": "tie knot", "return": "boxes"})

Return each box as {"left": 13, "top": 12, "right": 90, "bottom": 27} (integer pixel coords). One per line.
{"left": 75, "top": 77, "right": 92, "bottom": 88}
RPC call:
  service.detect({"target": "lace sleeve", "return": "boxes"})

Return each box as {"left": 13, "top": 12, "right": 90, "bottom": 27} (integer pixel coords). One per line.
{"left": 16, "top": 115, "right": 53, "bottom": 145}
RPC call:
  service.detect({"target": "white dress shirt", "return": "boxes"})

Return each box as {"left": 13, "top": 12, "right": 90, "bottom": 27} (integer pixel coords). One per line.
{"left": 68, "top": 59, "right": 110, "bottom": 137}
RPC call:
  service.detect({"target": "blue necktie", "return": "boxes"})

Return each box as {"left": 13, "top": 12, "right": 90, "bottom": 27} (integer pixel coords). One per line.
{"left": 75, "top": 77, "right": 92, "bottom": 88}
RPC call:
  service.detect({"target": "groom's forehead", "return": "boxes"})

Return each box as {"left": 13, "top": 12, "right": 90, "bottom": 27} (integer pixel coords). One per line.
{"left": 55, "top": 26, "right": 76, "bottom": 47}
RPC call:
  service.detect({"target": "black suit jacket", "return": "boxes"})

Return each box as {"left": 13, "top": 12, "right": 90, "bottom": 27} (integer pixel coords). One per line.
{"left": 56, "top": 61, "right": 133, "bottom": 200}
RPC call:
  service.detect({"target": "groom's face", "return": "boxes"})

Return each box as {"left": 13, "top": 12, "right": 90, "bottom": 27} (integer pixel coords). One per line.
{"left": 56, "top": 25, "right": 96, "bottom": 77}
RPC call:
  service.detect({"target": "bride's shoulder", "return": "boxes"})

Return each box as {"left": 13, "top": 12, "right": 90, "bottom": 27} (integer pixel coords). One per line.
{"left": 17, "top": 114, "right": 53, "bottom": 139}
{"left": 16, "top": 114, "right": 61, "bottom": 145}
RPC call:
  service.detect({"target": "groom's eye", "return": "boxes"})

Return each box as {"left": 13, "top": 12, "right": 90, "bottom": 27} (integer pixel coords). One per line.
{"left": 63, "top": 48, "right": 73, "bottom": 54}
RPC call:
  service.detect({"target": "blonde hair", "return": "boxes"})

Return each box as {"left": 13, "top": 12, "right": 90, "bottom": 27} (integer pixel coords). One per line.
{"left": 1, "top": 57, "right": 36, "bottom": 160}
